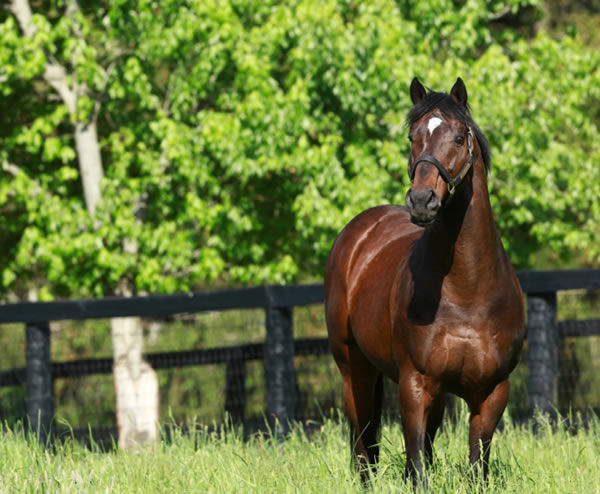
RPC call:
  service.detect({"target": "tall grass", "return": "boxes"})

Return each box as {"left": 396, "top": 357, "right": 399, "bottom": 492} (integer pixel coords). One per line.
{"left": 1, "top": 409, "right": 599, "bottom": 494}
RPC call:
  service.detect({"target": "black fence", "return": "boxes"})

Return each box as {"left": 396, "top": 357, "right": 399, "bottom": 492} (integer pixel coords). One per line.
{"left": 1, "top": 270, "right": 600, "bottom": 443}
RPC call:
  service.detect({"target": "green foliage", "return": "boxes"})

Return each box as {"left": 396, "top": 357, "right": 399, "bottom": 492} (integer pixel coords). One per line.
{"left": 1, "top": 1, "right": 599, "bottom": 299}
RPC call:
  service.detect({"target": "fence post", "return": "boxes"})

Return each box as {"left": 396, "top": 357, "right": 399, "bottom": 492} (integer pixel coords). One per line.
{"left": 225, "top": 347, "right": 246, "bottom": 423}
{"left": 25, "top": 321, "right": 54, "bottom": 443}
{"left": 527, "top": 292, "right": 558, "bottom": 418}
{"left": 265, "top": 304, "right": 295, "bottom": 437}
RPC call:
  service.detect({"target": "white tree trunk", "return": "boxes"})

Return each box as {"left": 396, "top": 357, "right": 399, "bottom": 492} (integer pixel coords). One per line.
{"left": 111, "top": 316, "right": 159, "bottom": 449}
{"left": 11, "top": 0, "right": 159, "bottom": 448}
{"left": 110, "top": 272, "right": 159, "bottom": 449}
{"left": 74, "top": 122, "right": 103, "bottom": 217}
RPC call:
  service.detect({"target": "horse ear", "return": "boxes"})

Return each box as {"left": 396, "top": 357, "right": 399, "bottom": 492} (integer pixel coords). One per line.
{"left": 450, "top": 77, "right": 468, "bottom": 106}
{"left": 410, "top": 77, "right": 427, "bottom": 105}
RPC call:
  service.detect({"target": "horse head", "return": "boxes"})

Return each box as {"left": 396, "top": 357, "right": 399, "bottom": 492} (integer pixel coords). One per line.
{"left": 405, "top": 77, "right": 478, "bottom": 227}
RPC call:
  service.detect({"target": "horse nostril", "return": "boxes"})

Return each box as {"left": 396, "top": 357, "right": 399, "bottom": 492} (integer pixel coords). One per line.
{"left": 407, "top": 188, "right": 439, "bottom": 212}
{"left": 426, "top": 193, "right": 441, "bottom": 212}
{"left": 424, "top": 189, "right": 434, "bottom": 206}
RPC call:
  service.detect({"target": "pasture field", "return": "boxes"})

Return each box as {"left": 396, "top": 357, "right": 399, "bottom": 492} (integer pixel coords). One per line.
{"left": 0, "top": 410, "right": 599, "bottom": 494}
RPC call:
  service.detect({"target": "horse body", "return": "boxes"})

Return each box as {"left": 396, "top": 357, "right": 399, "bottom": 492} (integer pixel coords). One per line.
{"left": 325, "top": 78, "right": 525, "bottom": 483}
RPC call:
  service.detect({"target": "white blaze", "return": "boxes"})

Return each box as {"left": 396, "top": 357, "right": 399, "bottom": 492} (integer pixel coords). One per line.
{"left": 427, "top": 117, "right": 443, "bottom": 135}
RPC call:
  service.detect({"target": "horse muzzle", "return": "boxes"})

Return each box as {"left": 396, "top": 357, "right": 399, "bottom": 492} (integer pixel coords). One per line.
{"left": 406, "top": 187, "right": 441, "bottom": 227}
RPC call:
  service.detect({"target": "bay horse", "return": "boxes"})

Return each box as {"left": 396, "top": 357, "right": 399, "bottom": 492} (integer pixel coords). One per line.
{"left": 324, "top": 77, "right": 525, "bottom": 483}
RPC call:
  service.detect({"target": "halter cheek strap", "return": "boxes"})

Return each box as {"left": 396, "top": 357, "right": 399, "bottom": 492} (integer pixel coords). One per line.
{"left": 408, "top": 127, "right": 474, "bottom": 196}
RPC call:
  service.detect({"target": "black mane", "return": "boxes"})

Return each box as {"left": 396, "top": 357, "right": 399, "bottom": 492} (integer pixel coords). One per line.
{"left": 407, "top": 90, "right": 491, "bottom": 173}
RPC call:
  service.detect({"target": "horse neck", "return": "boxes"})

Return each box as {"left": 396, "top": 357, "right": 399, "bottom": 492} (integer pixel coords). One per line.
{"left": 421, "top": 157, "right": 504, "bottom": 293}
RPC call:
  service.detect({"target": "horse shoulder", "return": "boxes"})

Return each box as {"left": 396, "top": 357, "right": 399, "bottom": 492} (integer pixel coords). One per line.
{"left": 339, "top": 207, "right": 419, "bottom": 304}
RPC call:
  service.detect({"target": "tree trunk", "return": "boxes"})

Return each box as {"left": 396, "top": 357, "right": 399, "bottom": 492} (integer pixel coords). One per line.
{"left": 73, "top": 96, "right": 158, "bottom": 450}
{"left": 111, "top": 316, "right": 159, "bottom": 448}
{"left": 74, "top": 122, "right": 103, "bottom": 218}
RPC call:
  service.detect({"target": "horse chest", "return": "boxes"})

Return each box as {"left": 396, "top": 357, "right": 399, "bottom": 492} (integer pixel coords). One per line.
{"left": 407, "top": 319, "right": 514, "bottom": 387}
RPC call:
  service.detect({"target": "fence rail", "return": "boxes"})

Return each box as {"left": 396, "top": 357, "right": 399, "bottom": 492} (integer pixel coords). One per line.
{"left": 1, "top": 269, "right": 600, "bottom": 442}
{"left": 0, "top": 284, "right": 324, "bottom": 324}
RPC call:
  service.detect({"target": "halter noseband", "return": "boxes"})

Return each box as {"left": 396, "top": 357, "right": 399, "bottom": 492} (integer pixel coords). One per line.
{"left": 408, "top": 127, "right": 474, "bottom": 196}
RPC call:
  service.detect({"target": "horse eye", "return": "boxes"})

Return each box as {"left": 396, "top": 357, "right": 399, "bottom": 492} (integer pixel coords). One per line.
{"left": 408, "top": 135, "right": 414, "bottom": 142}
{"left": 454, "top": 135, "right": 465, "bottom": 146}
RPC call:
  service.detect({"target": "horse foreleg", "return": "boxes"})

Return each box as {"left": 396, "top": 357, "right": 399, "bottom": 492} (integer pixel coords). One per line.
{"left": 398, "top": 372, "right": 437, "bottom": 484}
{"left": 468, "top": 379, "right": 510, "bottom": 478}
{"left": 424, "top": 394, "right": 446, "bottom": 465}
{"left": 338, "top": 344, "right": 383, "bottom": 484}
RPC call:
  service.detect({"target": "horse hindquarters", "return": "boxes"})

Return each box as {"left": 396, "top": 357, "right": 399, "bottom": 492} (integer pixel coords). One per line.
{"left": 325, "top": 288, "right": 383, "bottom": 482}
{"left": 325, "top": 205, "right": 413, "bottom": 480}
{"left": 338, "top": 341, "right": 384, "bottom": 482}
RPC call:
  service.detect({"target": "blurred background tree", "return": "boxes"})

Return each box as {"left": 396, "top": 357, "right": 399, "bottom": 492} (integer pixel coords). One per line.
{"left": 0, "top": 0, "right": 599, "bottom": 300}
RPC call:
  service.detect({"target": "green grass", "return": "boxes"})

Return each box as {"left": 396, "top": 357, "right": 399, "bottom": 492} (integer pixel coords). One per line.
{"left": 1, "top": 410, "right": 599, "bottom": 494}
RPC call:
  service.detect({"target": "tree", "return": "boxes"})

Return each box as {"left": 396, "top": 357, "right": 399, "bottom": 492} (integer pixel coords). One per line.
{"left": 4, "top": 0, "right": 158, "bottom": 448}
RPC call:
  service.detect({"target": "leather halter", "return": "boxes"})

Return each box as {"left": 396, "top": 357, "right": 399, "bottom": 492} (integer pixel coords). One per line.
{"left": 408, "top": 127, "right": 474, "bottom": 196}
